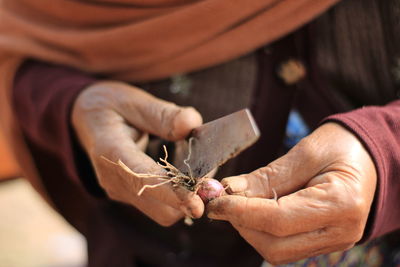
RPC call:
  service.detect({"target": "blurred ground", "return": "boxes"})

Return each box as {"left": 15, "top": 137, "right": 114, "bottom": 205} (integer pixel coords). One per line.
{"left": 0, "top": 178, "right": 87, "bottom": 267}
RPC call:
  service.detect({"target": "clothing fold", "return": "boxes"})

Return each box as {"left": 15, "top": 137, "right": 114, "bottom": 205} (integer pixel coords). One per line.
{"left": 0, "top": 0, "right": 339, "bottom": 80}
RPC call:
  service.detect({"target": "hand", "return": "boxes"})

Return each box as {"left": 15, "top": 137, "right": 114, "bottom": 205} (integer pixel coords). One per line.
{"left": 72, "top": 81, "right": 204, "bottom": 226}
{"left": 207, "top": 123, "right": 377, "bottom": 264}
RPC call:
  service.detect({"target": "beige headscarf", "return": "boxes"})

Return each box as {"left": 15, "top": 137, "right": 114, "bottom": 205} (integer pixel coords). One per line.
{"left": 0, "top": 0, "right": 339, "bottom": 200}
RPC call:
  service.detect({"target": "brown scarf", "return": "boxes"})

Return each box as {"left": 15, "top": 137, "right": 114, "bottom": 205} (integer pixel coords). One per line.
{"left": 0, "top": 0, "right": 339, "bottom": 199}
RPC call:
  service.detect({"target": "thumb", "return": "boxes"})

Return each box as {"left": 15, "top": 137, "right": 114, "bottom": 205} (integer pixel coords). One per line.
{"left": 96, "top": 81, "right": 203, "bottom": 141}
{"left": 222, "top": 138, "right": 323, "bottom": 198}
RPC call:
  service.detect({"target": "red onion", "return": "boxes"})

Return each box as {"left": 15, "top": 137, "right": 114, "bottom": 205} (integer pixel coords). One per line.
{"left": 197, "top": 178, "right": 224, "bottom": 203}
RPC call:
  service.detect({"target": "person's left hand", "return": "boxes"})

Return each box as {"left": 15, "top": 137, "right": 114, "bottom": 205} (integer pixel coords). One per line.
{"left": 207, "top": 122, "right": 377, "bottom": 265}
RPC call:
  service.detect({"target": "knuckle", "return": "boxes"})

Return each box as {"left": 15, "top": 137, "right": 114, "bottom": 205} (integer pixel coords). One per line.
{"left": 329, "top": 183, "right": 367, "bottom": 225}
{"left": 74, "top": 84, "right": 111, "bottom": 111}
{"left": 244, "top": 169, "right": 270, "bottom": 197}
{"left": 220, "top": 177, "right": 230, "bottom": 187}
{"left": 256, "top": 164, "right": 281, "bottom": 191}
{"left": 160, "top": 103, "right": 179, "bottom": 124}
{"left": 160, "top": 104, "right": 182, "bottom": 139}
{"left": 328, "top": 186, "right": 367, "bottom": 244}
{"left": 343, "top": 195, "right": 366, "bottom": 226}
{"left": 90, "top": 141, "right": 125, "bottom": 163}
{"left": 294, "top": 136, "right": 317, "bottom": 157}
{"left": 259, "top": 164, "right": 279, "bottom": 179}
{"left": 349, "top": 197, "right": 366, "bottom": 219}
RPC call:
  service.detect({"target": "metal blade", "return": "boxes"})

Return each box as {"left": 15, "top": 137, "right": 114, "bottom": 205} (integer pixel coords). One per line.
{"left": 174, "top": 109, "right": 260, "bottom": 178}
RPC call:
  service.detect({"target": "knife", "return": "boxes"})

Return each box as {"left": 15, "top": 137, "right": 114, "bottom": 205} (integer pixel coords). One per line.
{"left": 174, "top": 109, "right": 260, "bottom": 178}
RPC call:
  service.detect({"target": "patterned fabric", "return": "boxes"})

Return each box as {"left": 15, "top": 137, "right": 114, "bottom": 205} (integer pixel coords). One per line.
{"left": 262, "top": 236, "right": 400, "bottom": 267}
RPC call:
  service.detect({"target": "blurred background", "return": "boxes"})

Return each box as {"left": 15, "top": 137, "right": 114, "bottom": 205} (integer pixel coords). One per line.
{"left": 0, "top": 130, "right": 87, "bottom": 267}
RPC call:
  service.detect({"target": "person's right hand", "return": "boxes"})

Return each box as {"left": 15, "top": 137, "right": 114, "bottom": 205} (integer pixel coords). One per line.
{"left": 71, "top": 81, "right": 204, "bottom": 226}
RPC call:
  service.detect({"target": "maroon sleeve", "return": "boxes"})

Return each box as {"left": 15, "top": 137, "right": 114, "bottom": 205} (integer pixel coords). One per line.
{"left": 12, "top": 59, "right": 105, "bottom": 196}
{"left": 324, "top": 100, "right": 400, "bottom": 241}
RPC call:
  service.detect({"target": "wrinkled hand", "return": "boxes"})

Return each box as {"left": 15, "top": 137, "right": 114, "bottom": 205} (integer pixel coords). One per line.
{"left": 207, "top": 123, "right": 377, "bottom": 264}
{"left": 72, "top": 81, "right": 204, "bottom": 226}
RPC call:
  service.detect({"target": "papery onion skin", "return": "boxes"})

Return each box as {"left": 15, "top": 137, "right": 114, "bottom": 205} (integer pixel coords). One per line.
{"left": 197, "top": 178, "right": 224, "bottom": 203}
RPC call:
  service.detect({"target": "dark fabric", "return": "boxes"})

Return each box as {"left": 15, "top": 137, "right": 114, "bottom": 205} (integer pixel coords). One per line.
{"left": 310, "top": 0, "right": 400, "bottom": 111}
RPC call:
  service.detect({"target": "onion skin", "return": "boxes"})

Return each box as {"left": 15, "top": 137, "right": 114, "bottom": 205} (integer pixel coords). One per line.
{"left": 197, "top": 178, "right": 224, "bottom": 203}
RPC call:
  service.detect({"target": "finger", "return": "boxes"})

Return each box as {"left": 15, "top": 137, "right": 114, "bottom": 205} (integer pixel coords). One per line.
{"left": 207, "top": 182, "right": 343, "bottom": 236}
{"left": 174, "top": 186, "right": 205, "bottom": 218}
{"left": 104, "top": 145, "right": 205, "bottom": 218}
{"left": 233, "top": 224, "right": 353, "bottom": 265}
{"left": 222, "top": 123, "right": 354, "bottom": 198}
{"left": 92, "top": 111, "right": 205, "bottom": 218}
{"left": 98, "top": 82, "right": 203, "bottom": 141}
{"left": 222, "top": 139, "right": 322, "bottom": 198}
{"left": 131, "top": 193, "right": 185, "bottom": 226}
{"left": 92, "top": 135, "right": 186, "bottom": 226}
{"left": 118, "top": 145, "right": 204, "bottom": 218}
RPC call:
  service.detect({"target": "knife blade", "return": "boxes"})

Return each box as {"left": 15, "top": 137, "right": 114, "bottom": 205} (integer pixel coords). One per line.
{"left": 174, "top": 109, "right": 260, "bottom": 178}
